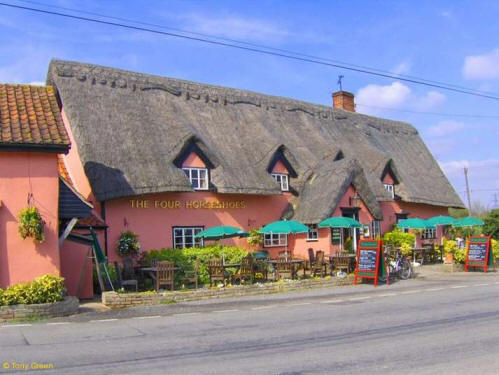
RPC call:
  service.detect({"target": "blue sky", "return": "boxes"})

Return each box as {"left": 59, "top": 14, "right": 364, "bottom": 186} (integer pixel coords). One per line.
{"left": 1, "top": 0, "right": 498, "bottom": 209}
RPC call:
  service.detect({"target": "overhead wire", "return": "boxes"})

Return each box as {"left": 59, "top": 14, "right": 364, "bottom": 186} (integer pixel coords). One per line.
{"left": 13, "top": 0, "right": 499, "bottom": 98}
{"left": 2, "top": 1, "right": 499, "bottom": 101}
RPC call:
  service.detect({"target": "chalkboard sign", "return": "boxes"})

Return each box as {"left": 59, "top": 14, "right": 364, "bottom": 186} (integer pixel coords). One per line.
{"left": 465, "top": 236, "right": 493, "bottom": 272}
{"left": 331, "top": 228, "right": 341, "bottom": 245}
{"left": 358, "top": 250, "right": 377, "bottom": 271}
{"left": 354, "top": 239, "right": 386, "bottom": 287}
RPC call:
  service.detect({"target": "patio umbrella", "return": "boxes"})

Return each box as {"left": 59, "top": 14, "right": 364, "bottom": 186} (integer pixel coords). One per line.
{"left": 427, "top": 215, "right": 457, "bottom": 226}
{"left": 318, "top": 216, "right": 362, "bottom": 251}
{"left": 453, "top": 216, "right": 485, "bottom": 228}
{"left": 258, "top": 220, "right": 309, "bottom": 234}
{"left": 259, "top": 220, "right": 309, "bottom": 259}
{"left": 195, "top": 225, "right": 249, "bottom": 240}
{"left": 397, "top": 218, "right": 435, "bottom": 230}
{"left": 318, "top": 216, "right": 362, "bottom": 229}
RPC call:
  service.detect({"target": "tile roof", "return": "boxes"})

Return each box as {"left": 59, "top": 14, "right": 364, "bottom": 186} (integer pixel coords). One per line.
{"left": 0, "top": 84, "right": 70, "bottom": 152}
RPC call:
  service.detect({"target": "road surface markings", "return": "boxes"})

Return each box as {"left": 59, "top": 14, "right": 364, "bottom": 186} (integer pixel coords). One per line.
{"left": 400, "top": 289, "right": 422, "bottom": 294}
{"left": 286, "top": 302, "right": 311, "bottom": 306}
{"left": 450, "top": 285, "right": 467, "bottom": 289}
{"left": 348, "top": 296, "right": 372, "bottom": 301}
{"left": 251, "top": 305, "right": 276, "bottom": 310}
{"left": 172, "top": 312, "right": 199, "bottom": 317}
{"left": 133, "top": 315, "right": 161, "bottom": 320}
{"left": 90, "top": 318, "right": 118, "bottom": 323}
{"left": 1, "top": 324, "right": 32, "bottom": 328}
{"left": 320, "top": 299, "right": 345, "bottom": 304}
{"left": 212, "top": 309, "right": 239, "bottom": 313}
{"left": 473, "top": 283, "right": 490, "bottom": 287}
{"left": 427, "top": 288, "right": 445, "bottom": 292}
{"left": 378, "top": 293, "right": 397, "bottom": 297}
{"left": 47, "top": 322, "right": 70, "bottom": 325}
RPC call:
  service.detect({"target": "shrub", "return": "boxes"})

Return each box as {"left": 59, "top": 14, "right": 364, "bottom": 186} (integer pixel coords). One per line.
{"left": 383, "top": 228, "right": 416, "bottom": 250}
{"left": 116, "top": 231, "right": 141, "bottom": 257}
{"left": 142, "top": 245, "right": 249, "bottom": 285}
{"left": 18, "top": 206, "right": 45, "bottom": 243}
{"left": 246, "top": 228, "right": 263, "bottom": 247}
{"left": 0, "top": 275, "right": 65, "bottom": 306}
{"left": 344, "top": 237, "right": 353, "bottom": 253}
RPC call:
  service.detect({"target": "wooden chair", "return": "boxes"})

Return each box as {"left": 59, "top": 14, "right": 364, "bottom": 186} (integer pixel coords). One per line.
{"left": 254, "top": 259, "right": 269, "bottom": 281}
{"left": 232, "top": 255, "right": 254, "bottom": 284}
{"left": 207, "top": 258, "right": 226, "bottom": 286}
{"left": 275, "top": 259, "right": 295, "bottom": 280}
{"left": 333, "top": 251, "right": 350, "bottom": 275}
{"left": 180, "top": 259, "right": 199, "bottom": 289}
{"left": 156, "top": 261, "right": 175, "bottom": 291}
{"left": 311, "top": 250, "right": 327, "bottom": 277}
{"left": 422, "top": 244, "right": 436, "bottom": 264}
{"left": 114, "top": 260, "right": 138, "bottom": 292}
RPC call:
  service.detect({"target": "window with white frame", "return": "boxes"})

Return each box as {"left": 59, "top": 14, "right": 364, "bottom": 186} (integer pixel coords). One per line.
{"left": 271, "top": 173, "right": 289, "bottom": 191}
{"left": 173, "top": 227, "right": 204, "bottom": 249}
{"left": 263, "top": 232, "right": 287, "bottom": 247}
{"left": 372, "top": 220, "right": 381, "bottom": 238}
{"left": 182, "top": 168, "right": 209, "bottom": 190}
{"left": 421, "top": 228, "right": 436, "bottom": 239}
{"left": 307, "top": 224, "right": 318, "bottom": 241}
{"left": 383, "top": 184, "right": 394, "bottom": 199}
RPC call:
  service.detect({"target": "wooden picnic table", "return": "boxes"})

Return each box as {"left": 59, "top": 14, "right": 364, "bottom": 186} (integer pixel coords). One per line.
{"left": 138, "top": 266, "right": 180, "bottom": 281}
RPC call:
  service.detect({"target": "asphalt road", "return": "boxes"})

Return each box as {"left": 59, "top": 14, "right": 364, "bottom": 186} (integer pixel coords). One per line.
{"left": 1, "top": 272, "right": 499, "bottom": 374}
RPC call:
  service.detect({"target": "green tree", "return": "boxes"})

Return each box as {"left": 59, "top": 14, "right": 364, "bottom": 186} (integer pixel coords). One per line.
{"left": 483, "top": 209, "right": 499, "bottom": 240}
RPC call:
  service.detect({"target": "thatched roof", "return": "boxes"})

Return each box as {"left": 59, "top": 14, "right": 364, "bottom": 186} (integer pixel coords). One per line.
{"left": 47, "top": 59, "right": 463, "bottom": 220}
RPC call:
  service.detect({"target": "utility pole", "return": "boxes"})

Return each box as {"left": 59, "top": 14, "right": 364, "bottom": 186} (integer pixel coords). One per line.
{"left": 464, "top": 167, "right": 472, "bottom": 214}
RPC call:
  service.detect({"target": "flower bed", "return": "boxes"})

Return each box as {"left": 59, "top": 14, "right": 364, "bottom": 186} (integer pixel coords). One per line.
{"left": 0, "top": 297, "right": 79, "bottom": 322}
{"left": 102, "top": 276, "right": 354, "bottom": 309}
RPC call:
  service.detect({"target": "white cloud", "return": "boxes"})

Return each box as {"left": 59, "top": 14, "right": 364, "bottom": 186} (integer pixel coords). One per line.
{"left": 356, "top": 82, "right": 411, "bottom": 110}
{"left": 426, "top": 120, "right": 464, "bottom": 137}
{"left": 28, "top": 81, "right": 45, "bottom": 86}
{"left": 439, "top": 159, "right": 499, "bottom": 178}
{"left": 463, "top": 48, "right": 499, "bottom": 80}
{"left": 391, "top": 60, "right": 411, "bottom": 75}
{"left": 356, "top": 81, "right": 445, "bottom": 114}
{"left": 414, "top": 91, "right": 446, "bottom": 110}
{"left": 175, "top": 13, "right": 290, "bottom": 42}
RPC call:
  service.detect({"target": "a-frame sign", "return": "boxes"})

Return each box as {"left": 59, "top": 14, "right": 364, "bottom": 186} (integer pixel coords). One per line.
{"left": 354, "top": 239, "right": 387, "bottom": 287}
{"left": 464, "top": 236, "right": 494, "bottom": 273}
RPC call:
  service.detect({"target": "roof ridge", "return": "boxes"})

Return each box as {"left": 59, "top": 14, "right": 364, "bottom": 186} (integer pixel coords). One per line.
{"left": 48, "top": 59, "right": 417, "bottom": 135}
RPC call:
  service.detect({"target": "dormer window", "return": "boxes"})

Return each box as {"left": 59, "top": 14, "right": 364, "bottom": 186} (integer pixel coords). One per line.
{"left": 271, "top": 173, "right": 289, "bottom": 191}
{"left": 183, "top": 167, "right": 209, "bottom": 190}
{"left": 383, "top": 183, "right": 394, "bottom": 199}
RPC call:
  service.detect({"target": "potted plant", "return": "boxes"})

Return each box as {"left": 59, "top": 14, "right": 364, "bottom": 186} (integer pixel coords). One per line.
{"left": 443, "top": 238, "right": 456, "bottom": 263}
{"left": 18, "top": 206, "right": 45, "bottom": 243}
{"left": 116, "top": 231, "right": 141, "bottom": 258}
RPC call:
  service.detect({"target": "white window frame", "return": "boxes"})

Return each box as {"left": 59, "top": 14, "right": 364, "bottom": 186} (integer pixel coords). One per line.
{"left": 372, "top": 220, "right": 381, "bottom": 238}
{"left": 383, "top": 183, "right": 395, "bottom": 199}
{"left": 271, "top": 173, "right": 289, "bottom": 191}
{"left": 263, "top": 232, "right": 287, "bottom": 247}
{"left": 306, "top": 224, "right": 318, "bottom": 241}
{"left": 421, "top": 228, "right": 436, "bottom": 239}
{"left": 182, "top": 167, "right": 209, "bottom": 190}
{"left": 173, "top": 227, "right": 204, "bottom": 249}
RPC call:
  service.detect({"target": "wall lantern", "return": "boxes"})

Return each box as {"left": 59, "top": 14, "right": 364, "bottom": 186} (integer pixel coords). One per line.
{"left": 350, "top": 194, "right": 361, "bottom": 208}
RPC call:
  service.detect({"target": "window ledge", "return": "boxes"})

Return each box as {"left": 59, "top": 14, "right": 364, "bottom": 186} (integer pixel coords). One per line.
{"left": 306, "top": 239, "right": 318, "bottom": 242}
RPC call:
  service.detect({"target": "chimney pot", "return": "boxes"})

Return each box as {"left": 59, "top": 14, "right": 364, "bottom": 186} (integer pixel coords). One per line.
{"left": 332, "top": 91, "right": 355, "bottom": 112}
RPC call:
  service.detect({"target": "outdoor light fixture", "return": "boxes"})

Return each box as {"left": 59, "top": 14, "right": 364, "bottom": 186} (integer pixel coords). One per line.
{"left": 350, "top": 194, "right": 361, "bottom": 208}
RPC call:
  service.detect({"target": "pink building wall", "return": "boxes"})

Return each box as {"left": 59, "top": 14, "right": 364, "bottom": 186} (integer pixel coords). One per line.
{"left": 0, "top": 152, "right": 61, "bottom": 288}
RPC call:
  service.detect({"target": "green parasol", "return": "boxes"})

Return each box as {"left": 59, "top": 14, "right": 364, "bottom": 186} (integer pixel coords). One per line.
{"left": 258, "top": 220, "right": 309, "bottom": 234}
{"left": 195, "top": 225, "right": 248, "bottom": 240}
{"left": 453, "top": 216, "right": 485, "bottom": 228}
{"left": 397, "top": 218, "right": 435, "bottom": 230}
{"left": 318, "top": 216, "right": 362, "bottom": 229}
{"left": 427, "top": 215, "right": 457, "bottom": 226}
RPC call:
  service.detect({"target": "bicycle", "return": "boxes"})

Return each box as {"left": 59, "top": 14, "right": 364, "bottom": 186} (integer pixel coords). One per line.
{"left": 379, "top": 246, "right": 412, "bottom": 283}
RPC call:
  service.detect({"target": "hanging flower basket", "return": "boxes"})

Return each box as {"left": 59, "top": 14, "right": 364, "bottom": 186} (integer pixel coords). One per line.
{"left": 116, "top": 231, "right": 141, "bottom": 257}
{"left": 18, "top": 206, "right": 45, "bottom": 243}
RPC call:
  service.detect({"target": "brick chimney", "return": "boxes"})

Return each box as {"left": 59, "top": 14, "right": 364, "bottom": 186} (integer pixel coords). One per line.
{"left": 332, "top": 91, "right": 355, "bottom": 112}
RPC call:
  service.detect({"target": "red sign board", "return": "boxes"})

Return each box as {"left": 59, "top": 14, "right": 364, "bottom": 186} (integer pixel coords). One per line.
{"left": 354, "top": 239, "right": 384, "bottom": 287}
{"left": 464, "top": 236, "right": 493, "bottom": 273}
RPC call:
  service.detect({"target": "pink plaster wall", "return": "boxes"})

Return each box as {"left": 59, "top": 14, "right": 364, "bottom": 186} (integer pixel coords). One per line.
{"left": 60, "top": 240, "right": 93, "bottom": 299}
{"left": 0, "top": 152, "right": 61, "bottom": 288}
{"left": 271, "top": 160, "right": 289, "bottom": 174}
{"left": 382, "top": 172, "right": 395, "bottom": 185}
{"left": 182, "top": 152, "right": 206, "bottom": 168}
